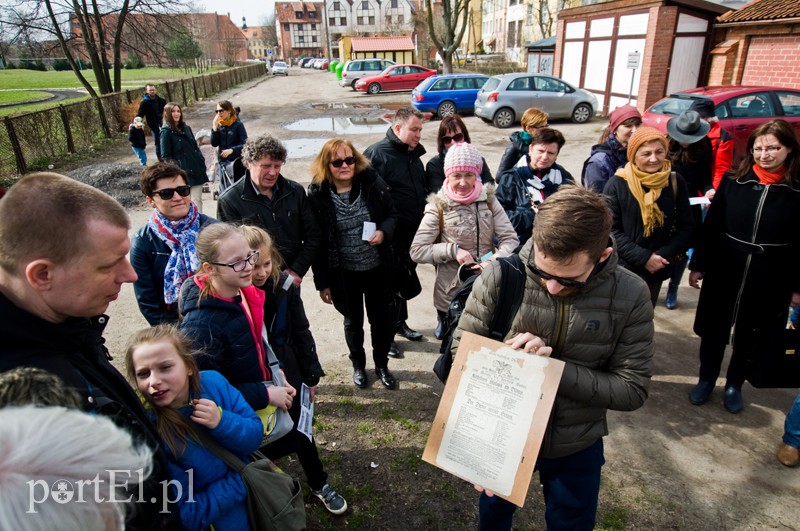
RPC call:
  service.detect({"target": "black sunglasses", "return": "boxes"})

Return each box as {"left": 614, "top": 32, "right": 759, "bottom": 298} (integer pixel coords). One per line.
{"left": 441, "top": 132, "right": 465, "bottom": 144}
{"left": 152, "top": 185, "right": 191, "bottom": 200}
{"left": 526, "top": 259, "right": 602, "bottom": 288}
{"left": 214, "top": 109, "right": 224, "bottom": 113}
{"left": 330, "top": 156, "right": 356, "bottom": 168}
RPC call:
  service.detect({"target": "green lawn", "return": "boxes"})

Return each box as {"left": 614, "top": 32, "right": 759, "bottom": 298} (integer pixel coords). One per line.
{"left": 0, "top": 66, "right": 226, "bottom": 90}
{"left": 0, "top": 90, "right": 53, "bottom": 105}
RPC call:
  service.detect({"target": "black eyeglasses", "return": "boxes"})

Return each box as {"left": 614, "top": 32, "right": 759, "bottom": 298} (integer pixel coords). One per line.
{"left": 152, "top": 185, "right": 191, "bottom": 200}
{"left": 441, "top": 132, "right": 465, "bottom": 144}
{"left": 330, "top": 156, "right": 356, "bottom": 168}
{"left": 210, "top": 251, "right": 260, "bottom": 272}
{"left": 526, "top": 258, "right": 602, "bottom": 288}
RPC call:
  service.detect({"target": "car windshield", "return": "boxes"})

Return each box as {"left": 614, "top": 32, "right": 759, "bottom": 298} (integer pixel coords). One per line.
{"left": 649, "top": 96, "right": 702, "bottom": 116}
{"left": 275, "top": 62, "right": 286, "bottom": 67}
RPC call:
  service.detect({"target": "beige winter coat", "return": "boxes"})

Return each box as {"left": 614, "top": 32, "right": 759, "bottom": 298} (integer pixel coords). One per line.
{"left": 409, "top": 184, "right": 519, "bottom": 312}
{"left": 452, "top": 239, "right": 654, "bottom": 459}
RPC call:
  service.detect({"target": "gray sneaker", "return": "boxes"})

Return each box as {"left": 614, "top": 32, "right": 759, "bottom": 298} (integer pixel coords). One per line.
{"left": 313, "top": 483, "right": 347, "bottom": 515}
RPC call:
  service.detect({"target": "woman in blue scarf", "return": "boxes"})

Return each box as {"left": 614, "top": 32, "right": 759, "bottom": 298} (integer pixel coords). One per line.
{"left": 130, "top": 162, "right": 216, "bottom": 325}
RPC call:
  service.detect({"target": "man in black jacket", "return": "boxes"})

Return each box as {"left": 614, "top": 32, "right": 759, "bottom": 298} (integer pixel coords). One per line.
{"left": 137, "top": 83, "right": 167, "bottom": 161}
{"left": 0, "top": 173, "right": 183, "bottom": 530}
{"left": 217, "top": 134, "right": 322, "bottom": 287}
{"left": 364, "top": 108, "right": 427, "bottom": 353}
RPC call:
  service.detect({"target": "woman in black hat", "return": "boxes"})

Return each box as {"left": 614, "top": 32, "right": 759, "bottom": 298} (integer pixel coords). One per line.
{"left": 663, "top": 110, "right": 714, "bottom": 309}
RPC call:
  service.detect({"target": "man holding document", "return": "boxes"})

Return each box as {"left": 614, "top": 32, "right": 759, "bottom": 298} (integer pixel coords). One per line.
{"left": 451, "top": 186, "right": 654, "bottom": 530}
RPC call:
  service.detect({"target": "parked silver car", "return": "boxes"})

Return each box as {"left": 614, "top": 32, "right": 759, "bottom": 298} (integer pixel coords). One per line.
{"left": 339, "top": 58, "right": 396, "bottom": 89}
{"left": 272, "top": 61, "right": 289, "bottom": 76}
{"left": 474, "top": 73, "right": 598, "bottom": 128}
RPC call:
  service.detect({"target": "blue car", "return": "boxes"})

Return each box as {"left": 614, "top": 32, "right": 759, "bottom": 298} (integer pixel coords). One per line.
{"left": 411, "top": 73, "right": 490, "bottom": 118}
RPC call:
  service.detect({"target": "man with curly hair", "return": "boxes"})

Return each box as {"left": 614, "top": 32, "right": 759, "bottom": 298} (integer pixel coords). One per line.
{"left": 217, "top": 134, "right": 322, "bottom": 286}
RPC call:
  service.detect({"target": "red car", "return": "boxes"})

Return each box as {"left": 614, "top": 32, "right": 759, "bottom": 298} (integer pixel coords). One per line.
{"left": 355, "top": 64, "right": 437, "bottom": 94}
{"left": 642, "top": 86, "right": 800, "bottom": 161}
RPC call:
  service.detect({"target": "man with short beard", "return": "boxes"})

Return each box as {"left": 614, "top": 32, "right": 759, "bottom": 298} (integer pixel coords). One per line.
{"left": 452, "top": 186, "right": 654, "bottom": 531}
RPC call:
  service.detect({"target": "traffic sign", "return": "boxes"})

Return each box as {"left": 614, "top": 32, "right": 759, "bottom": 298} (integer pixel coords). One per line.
{"left": 627, "top": 51, "right": 640, "bottom": 70}
{"left": 267, "top": 48, "right": 273, "bottom": 55}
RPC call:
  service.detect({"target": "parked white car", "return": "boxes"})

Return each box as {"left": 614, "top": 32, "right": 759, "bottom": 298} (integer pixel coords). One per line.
{"left": 272, "top": 61, "right": 289, "bottom": 76}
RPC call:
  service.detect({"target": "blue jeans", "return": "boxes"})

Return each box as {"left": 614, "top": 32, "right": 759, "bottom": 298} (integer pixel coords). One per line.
{"left": 784, "top": 395, "right": 800, "bottom": 449}
{"left": 479, "top": 438, "right": 605, "bottom": 531}
{"left": 131, "top": 146, "right": 147, "bottom": 166}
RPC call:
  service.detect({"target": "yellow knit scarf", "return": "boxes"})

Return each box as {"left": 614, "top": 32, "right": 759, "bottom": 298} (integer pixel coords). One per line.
{"left": 218, "top": 114, "right": 237, "bottom": 128}
{"left": 615, "top": 160, "right": 672, "bottom": 237}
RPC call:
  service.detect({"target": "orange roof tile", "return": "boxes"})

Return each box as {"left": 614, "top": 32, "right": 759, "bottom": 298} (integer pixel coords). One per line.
{"left": 718, "top": 0, "right": 800, "bottom": 22}
{"left": 351, "top": 36, "right": 415, "bottom": 52}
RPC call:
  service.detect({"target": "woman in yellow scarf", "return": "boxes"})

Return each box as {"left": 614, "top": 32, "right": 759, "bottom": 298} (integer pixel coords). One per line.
{"left": 211, "top": 100, "right": 248, "bottom": 192}
{"left": 603, "top": 126, "right": 694, "bottom": 306}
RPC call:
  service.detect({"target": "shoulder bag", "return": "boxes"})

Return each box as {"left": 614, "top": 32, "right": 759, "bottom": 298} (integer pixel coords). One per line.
{"left": 189, "top": 425, "right": 307, "bottom": 531}
{"left": 745, "top": 326, "right": 800, "bottom": 388}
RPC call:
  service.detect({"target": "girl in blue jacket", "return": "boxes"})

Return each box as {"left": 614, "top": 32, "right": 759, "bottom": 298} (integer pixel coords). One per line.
{"left": 125, "top": 324, "right": 263, "bottom": 531}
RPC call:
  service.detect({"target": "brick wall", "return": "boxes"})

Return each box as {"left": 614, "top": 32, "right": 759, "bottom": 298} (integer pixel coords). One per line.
{"left": 710, "top": 24, "right": 800, "bottom": 89}
{"left": 636, "top": 5, "right": 678, "bottom": 112}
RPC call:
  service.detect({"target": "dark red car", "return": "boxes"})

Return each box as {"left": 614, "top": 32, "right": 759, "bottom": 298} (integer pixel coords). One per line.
{"left": 355, "top": 64, "right": 437, "bottom": 94}
{"left": 642, "top": 86, "right": 800, "bottom": 161}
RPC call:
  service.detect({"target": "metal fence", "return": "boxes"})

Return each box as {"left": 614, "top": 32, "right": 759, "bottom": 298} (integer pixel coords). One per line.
{"left": 0, "top": 64, "right": 266, "bottom": 177}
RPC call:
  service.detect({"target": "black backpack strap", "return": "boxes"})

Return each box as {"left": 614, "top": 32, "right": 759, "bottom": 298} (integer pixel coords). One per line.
{"left": 488, "top": 254, "right": 525, "bottom": 341}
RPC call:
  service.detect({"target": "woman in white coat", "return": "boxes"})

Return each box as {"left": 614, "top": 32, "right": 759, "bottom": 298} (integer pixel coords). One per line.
{"left": 410, "top": 142, "right": 519, "bottom": 339}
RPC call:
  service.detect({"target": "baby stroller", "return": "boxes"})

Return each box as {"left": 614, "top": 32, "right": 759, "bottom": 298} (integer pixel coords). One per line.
{"left": 213, "top": 156, "right": 246, "bottom": 200}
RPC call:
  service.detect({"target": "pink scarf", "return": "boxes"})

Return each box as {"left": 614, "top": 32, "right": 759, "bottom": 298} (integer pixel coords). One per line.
{"left": 443, "top": 178, "right": 483, "bottom": 205}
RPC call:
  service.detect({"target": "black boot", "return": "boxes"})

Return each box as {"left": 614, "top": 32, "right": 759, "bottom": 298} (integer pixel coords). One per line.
{"left": 434, "top": 311, "right": 447, "bottom": 340}
{"left": 396, "top": 321, "right": 423, "bottom": 341}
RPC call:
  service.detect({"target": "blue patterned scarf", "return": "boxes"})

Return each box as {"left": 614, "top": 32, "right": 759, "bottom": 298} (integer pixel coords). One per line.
{"left": 147, "top": 202, "right": 201, "bottom": 304}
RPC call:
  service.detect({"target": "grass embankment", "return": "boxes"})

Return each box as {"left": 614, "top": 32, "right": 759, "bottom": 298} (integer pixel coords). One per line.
{"left": 0, "top": 90, "right": 54, "bottom": 105}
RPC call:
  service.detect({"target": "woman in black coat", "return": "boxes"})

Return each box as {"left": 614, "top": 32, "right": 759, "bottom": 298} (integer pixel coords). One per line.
{"left": 307, "top": 138, "right": 398, "bottom": 390}
{"left": 603, "top": 126, "right": 694, "bottom": 307}
{"left": 211, "top": 100, "right": 247, "bottom": 192}
{"left": 688, "top": 119, "right": 800, "bottom": 413}
{"left": 424, "top": 114, "right": 493, "bottom": 193}
{"left": 160, "top": 102, "right": 208, "bottom": 213}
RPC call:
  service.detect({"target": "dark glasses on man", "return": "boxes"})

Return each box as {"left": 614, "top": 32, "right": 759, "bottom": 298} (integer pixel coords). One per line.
{"left": 152, "top": 185, "right": 191, "bottom": 200}
{"left": 330, "top": 156, "right": 356, "bottom": 168}
{"left": 210, "top": 251, "right": 260, "bottom": 272}
{"left": 441, "top": 132, "right": 465, "bottom": 144}
{"left": 526, "top": 259, "right": 601, "bottom": 288}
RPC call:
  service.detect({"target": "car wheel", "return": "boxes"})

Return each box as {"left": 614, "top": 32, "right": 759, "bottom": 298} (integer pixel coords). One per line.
{"left": 437, "top": 101, "right": 457, "bottom": 118}
{"left": 350, "top": 80, "right": 358, "bottom": 90}
{"left": 571, "top": 103, "right": 592, "bottom": 124}
{"left": 493, "top": 108, "right": 515, "bottom": 128}
{"left": 367, "top": 83, "right": 381, "bottom": 95}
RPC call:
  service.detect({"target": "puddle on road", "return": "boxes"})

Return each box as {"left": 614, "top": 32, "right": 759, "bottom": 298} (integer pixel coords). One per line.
{"left": 310, "top": 102, "right": 383, "bottom": 110}
{"left": 285, "top": 116, "right": 389, "bottom": 134}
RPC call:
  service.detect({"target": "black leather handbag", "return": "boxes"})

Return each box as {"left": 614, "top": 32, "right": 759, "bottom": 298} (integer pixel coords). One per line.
{"left": 745, "top": 327, "right": 800, "bottom": 388}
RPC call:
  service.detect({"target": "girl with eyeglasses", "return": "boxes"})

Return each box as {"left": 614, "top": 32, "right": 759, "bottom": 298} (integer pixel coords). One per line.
{"left": 307, "top": 138, "right": 400, "bottom": 390}
{"left": 211, "top": 100, "right": 247, "bottom": 193}
{"left": 425, "top": 114, "right": 494, "bottom": 193}
{"left": 687, "top": 119, "right": 800, "bottom": 414}
{"left": 178, "top": 223, "right": 297, "bottom": 420}
{"left": 130, "top": 162, "right": 217, "bottom": 326}
{"left": 160, "top": 102, "right": 209, "bottom": 213}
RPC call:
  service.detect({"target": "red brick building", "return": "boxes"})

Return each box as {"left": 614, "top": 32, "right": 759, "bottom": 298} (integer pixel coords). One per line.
{"left": 554, "top": 0, "right": 728, "bottom": 115}
{"left": 709, "top": 0, "right": 800, "bottom": 89}
{"left": 275, "top": 2, "right": 325, "bottom": 60}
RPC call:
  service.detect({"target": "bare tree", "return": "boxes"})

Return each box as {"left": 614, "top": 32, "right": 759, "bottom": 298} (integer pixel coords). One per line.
{"left": 532, "top": 0, "right": 577, "bottom": 39}
{"left": 424, "top": 0, "right": 469, "bottom": 74}
{"left": 0, "top": 0, "right": 190, "bottom": 96}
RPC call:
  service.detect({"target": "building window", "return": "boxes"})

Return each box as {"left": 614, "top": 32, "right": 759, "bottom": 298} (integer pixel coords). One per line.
{"left": 391, "top": 0, "right": 398, "bottom": 6}
{"left": 312, "top": 36, "right": 317, "bottom": 42}
{"left": 309, "top": 12, "right": 316, "bottom": 18}
{"left": 386, "top": 15, "right": 392, "bottom": 24}
{"left": 362, "top": 1, "right": 369, "bottom": 8}
{"left": 369, "top": 16, "right": 375, "bottom": 24}
{"left": 299, "top": 35, "right": 305, "bottom": 43}
{"left": 283, "top": 23, "right": 289, "bottom": 30}
{"left": 296, "top": 11, "right": 303, "bottom": 18}
{"left": 398, "top": 14, "right": 403, "bottom": 24}
{"left": 358, "top": 16, "right": 364, "bottom": 24}
{"left": 334, "top": 1, "right": 341, "bottom": 8}
{"left": 329, "top": 17, "right": 336, "bottom": 25}
{"left": 311, "top": 24, "right": 316, "bottom": 30}
{"left": 340, "top": 17, "right": 346, "bottom": 25}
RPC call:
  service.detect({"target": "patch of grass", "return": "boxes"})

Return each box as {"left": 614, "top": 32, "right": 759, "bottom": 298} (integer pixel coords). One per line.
{"left": 373, "top": 433, "right": 396, "bottom": 447}
{"left": 313, "top": 417, "right": 331, "bottom": 432}
{"left": 0, "top": 67, "right": 226, "bottom": 90}
{"left": 430, "top": 478, "right": 459, "bottom": 500}
{"left": 337, "top": 397, "right": 365, "bottom": 412}
{"left": 357, "top": 422, "right": 375, "bottom": 435}
{"left": 379, "top": 408, "right": 420, "bottom": 431}
{"left": 0, "top": 95, "right": 92, "bottom": 118}
{"left": 319, "top": 451, "right": 342, "bottom": 466}
{"left": 597, "top": 506, "right": 629, "bottom": 530}
{"left": 390, "top": 447, "right": 422, "bottom": 471}
{"left": 0, "top": 90, "right": 53, "bottom": 105}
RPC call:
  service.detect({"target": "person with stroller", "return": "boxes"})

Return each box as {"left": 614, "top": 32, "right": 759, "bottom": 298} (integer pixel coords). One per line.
{"left": 211, "top": 100, "right": 247, "bottom": 193}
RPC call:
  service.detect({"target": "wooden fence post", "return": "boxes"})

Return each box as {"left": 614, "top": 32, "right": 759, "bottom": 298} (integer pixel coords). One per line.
{"left": 164, "top": 82, "right": 172, "bottom": 102}
{"left": 180, "top": 79, "right": 187, "bottom": 106}
{"left": 191, "top": 76, "right": 198, "bottom": 101}
{"left": 58, "top": 105, "right": 76, "bottom": 154}
{"left": 4, "top": 117, "right": 27, "bottom": 175}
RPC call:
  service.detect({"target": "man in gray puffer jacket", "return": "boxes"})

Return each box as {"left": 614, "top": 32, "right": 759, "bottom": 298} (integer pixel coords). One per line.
{"left": 453, "top": 186, "right": 654, "bottom": 531}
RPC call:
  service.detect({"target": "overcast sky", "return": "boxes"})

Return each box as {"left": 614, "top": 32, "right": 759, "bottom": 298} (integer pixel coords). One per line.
{"left": 200, "top": 0, "right": 276, "bottom": 27}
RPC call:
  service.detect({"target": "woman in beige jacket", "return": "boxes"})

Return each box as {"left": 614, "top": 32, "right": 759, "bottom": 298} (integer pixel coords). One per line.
{"left": 410, "top": 142, "right": 519, "bottom": 338}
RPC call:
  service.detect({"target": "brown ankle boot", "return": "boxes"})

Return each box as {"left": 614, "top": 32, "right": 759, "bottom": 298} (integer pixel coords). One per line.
{"left": 777, "top": 443, "right": 799, "bottom": 467}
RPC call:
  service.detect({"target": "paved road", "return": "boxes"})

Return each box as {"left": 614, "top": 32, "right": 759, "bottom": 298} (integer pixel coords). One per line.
{"left": 107, "top": 67, "right": 800, "bottom": 529}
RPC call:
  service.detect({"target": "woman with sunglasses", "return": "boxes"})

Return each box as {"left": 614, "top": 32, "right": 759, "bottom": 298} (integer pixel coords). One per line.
{"left": 411, "top": 142, "right": 518, "bottom": 339}
{"left": 496, "top": 107, "right": 549, "bottom": 175}
{"left": 130, "top": 162, "right": 216, "bottom": 325}
{"left": 603, "top": 127, "right": 694, "bottom": 307}
{"left": 425, "top": 115, "right": 493, "bottom": 193}
{"left": 211, "top": 100, "right": 247, "bottom": 192}
{"left": 160, "top": 101, "right": 209, "bottom": 213}
{"left": 688, "top": 119, "right": 800, "bottom": 414}
{"left": 307, "top": 139, "right": 399, "bottom": 390}
{"left": 179, "top": 222, "right": 297, "bottom": 416}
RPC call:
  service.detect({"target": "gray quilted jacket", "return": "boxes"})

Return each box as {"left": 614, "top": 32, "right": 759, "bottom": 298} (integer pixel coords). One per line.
{"left": 452, "top": 238, "right": 654, "bottom": 458}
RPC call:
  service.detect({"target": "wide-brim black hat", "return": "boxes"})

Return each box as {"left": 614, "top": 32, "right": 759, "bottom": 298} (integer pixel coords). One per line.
{"left": 667, "top": 110, "right": 711, "bottom": 144}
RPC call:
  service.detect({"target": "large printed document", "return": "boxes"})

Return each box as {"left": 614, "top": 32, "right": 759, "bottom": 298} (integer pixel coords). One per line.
{"left": 423, "top": 331, "right": 564, "bottom": 507}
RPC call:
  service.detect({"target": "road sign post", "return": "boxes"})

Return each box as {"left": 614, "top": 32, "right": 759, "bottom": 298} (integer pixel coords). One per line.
{"left": 627, "top": 51, "right": 640, "bottom": 104}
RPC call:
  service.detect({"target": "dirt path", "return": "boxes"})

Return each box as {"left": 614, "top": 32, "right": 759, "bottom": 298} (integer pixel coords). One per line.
{"left": 100, "top": 67, "right": 799, "bottom": 530}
